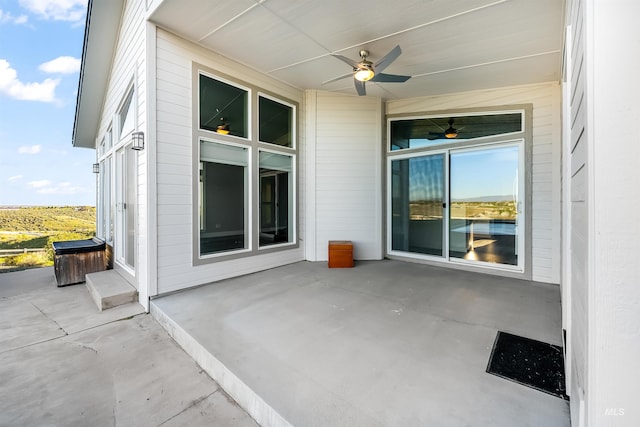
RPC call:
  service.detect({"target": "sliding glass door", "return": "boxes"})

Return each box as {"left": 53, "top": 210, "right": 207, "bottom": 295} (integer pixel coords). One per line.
{"left": 388, "top": 142, "right": 524, "bottom": 271}
{"left": 391, "top": 153, "right": 445, "bottom": 257}
{"left": 449, "top": 144, "right": 522, "bottom": 266}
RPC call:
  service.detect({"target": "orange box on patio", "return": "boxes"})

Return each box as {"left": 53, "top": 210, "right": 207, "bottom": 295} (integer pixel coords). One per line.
{"left": 328, "top": 240, "right": 354, "bottom": 268}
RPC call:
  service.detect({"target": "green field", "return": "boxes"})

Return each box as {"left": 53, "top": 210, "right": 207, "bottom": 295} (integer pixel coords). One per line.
{"left": 0, "top": 206, "right": 96, "bottom": 271}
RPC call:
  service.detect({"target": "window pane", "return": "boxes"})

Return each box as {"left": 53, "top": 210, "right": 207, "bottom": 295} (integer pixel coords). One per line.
{"left": 125, "top": 148, "right": 136, "bottom": 268}
{"left": 200, "top": 141, "right": 248, "bottom": 255}
{"left": 259, "top": 96, "right": 293, "bottom": 147}
{"left": 200, "top": 74, "right": 248, "bottom": 138}
{"left": 391, "top": 154, "right": 444, "bottom": 256}
{"left": 449, "top": 146, "right": 519, "bottom": 266}
{"left": 259, "top": 151, "right": 293, "bottom": 246}
{"left": 119, "top": 91, "right": 135, "bottom": 139}
{"left": 390, "top": 113, "right": 522, "bottom": 150}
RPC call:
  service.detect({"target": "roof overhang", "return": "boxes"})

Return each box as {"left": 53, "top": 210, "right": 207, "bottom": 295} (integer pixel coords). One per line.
{"left": 72, "top": 0, "right": 124, "bottom": 148}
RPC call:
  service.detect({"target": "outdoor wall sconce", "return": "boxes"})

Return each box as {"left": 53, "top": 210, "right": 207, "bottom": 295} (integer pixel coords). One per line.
{"left": 131, "top": 131, "right": 145, "bottom": 150}
{"left": 92, "top": 163, "right": 100, "bottom": 173}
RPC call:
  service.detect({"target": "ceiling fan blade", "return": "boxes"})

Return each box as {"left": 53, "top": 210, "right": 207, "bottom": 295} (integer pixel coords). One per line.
{"left": 354, "top": 79, "right": 366, "bottom": 96}
{"left": 322, "top": 72, "right": 354, "bottom": 85}
{"left": 374, "top": 45, "right": 402, "bottom": 73}
{"left": 371, "top": 73, "right": 411, "bottom": 83}
{"left": 331, "top": 53, "right": 359, "bottom": 68}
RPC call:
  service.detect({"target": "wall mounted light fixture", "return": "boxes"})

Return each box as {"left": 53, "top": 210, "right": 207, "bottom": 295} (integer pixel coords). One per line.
{"left": 131, "top": 131, "right": 145, "bottom": 150}
{"left": 92, "top": 163, "right": 100, "bottom": 173}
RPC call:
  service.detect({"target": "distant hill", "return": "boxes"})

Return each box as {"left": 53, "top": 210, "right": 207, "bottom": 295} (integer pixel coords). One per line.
{"left": 0, "top": 206, "right": 96, "bottom": 233}
{"left": 452, "top": 195, "right": 515, "bottom": 203}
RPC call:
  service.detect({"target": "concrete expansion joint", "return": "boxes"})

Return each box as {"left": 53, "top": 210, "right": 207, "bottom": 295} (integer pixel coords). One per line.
{"left": 31, "top": 301, "right": 68, "bottom": 335}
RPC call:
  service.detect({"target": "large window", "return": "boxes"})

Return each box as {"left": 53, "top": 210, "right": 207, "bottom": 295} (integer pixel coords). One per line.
{"left": 388, "top": 110, "right": 527, "bottom": 272}
{"left": 200, "top": 74, "right": 249, "bottom": 138}
{"left": 199, "top": 141, "right": 249, "bottom": 255}
{"left": 195, "top": 66, "right": 297, "bottom": 261}
{"left": 390, "top": 112, "right": 522, "bottom": 151}
{"left": 259, "top": 95, "right": 294, "bottom": 147}
{"left": 259, "top": 151, "right": 293, "bottom": 246}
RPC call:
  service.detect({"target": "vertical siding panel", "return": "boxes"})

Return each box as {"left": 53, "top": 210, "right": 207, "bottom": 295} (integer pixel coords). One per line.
{"left": 566, "top": 0, "right": 587, "bottom": 422}
{"left": 313, "top": 92, "right": 383, "bottom": 261}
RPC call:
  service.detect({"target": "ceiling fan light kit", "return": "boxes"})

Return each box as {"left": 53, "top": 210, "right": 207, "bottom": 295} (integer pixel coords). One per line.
{"left": 444, "top": 118, "right": 458, "bottom": 138}
{"left": 354, "top": 65, "right": 375, "bottom": 82}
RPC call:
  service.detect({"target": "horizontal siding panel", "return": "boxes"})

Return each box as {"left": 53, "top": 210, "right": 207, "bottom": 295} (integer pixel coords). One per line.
{"left": 157, "top": 152, "right": 191, "bottom": 167}
{"left": 157, "top": 88, "right": 192, "bottom": 108}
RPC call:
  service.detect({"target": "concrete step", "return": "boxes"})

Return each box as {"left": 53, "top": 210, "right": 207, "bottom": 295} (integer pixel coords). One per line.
{"left": 86, "top": 270, "right": 137, "bottom": 311}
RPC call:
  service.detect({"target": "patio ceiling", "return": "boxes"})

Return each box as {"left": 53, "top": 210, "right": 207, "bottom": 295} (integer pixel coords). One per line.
{"left": 149, "top": 0, "right": 564, "bottom": 100}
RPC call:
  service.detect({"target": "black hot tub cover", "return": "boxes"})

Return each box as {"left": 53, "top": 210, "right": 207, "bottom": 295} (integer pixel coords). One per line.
{"left": 52, "top": 237, "right": 105, "bottom": 255}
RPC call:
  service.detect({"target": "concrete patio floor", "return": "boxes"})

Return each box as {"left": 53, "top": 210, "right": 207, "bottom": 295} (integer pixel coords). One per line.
{"left": 0, "top": 267, "right": 257, "bottom": 426}
{"left": 151, "top": 260, "right": 570, "bottom": 427}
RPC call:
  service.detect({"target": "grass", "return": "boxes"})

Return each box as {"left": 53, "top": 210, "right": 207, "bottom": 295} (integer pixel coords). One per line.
{"left": 0, "top": 206, "right": 96, "bottom": 271}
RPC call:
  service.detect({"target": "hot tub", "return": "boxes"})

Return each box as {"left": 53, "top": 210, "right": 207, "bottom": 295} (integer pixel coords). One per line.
{"left": 52, "top": 238, "right": 106, "bottom": 286}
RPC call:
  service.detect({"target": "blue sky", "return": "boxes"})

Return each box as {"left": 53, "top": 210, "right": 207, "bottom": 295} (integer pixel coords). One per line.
{"left": 0, "top": 0, "right": 93, "bottom": 206}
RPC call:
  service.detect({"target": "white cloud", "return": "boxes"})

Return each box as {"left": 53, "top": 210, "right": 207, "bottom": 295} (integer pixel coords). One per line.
{"left": 8, "top": 175, "right": 23, "bottom": 182}
{"left": 0, "top": 9, "right": 29, "bottom": 25}
{"left": 28, "top": 179, "right": 52, "bottom": 188}
{"left": 18, "top": 144, "right": 42, "bottom": 154}
{"left": 35, "top": 181, "right": 88, "bottom": 195}
{"left": 0, "top": 59, "right": 59, "bottom": 102}
{"left": 19, "top": 0, "right": 87, "bottom": 23}
{"left": 39, "top": 56, "right": 80, "bottom": 74}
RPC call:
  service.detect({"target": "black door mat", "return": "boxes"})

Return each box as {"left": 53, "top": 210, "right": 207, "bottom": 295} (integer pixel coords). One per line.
{"left": 486, "top": 331, "right": 568, "bottom": 400}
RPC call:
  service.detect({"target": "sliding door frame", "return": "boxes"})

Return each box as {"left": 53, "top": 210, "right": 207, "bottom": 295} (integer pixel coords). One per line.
{"left": 385, "top": 105, "right": 533, "bottom": 280}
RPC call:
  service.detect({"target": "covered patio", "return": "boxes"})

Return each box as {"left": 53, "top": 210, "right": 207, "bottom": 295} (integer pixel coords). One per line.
{"left": 151, "top": 260, "right": 569, "bottom": 426}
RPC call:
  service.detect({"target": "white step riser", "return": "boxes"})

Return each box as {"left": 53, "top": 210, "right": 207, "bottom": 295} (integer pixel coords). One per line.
{"left": 86, "top": 270, "right": 137, "bottom": 311}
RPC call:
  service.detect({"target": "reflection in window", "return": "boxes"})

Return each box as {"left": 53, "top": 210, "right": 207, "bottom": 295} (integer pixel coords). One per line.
{"left": 390, "top": 113, "right": 522, "bottom": 150}
{"left": 200, "top": 74, "right": 248, "bottom": 138}
{"left": 391, "top": 154, "right": 445, "bottom": 256}
{"left": 449, "top": 146, "right": 520, "bottom": 266}
{"left": 259, "top": 96, "right": 293, "bottom": 147}
{"left": 199, "top": 141, "right": 248, "bottom": 255}
{"left": 259, "top": 151, "right": 293, "bottom": 246}
{"left": 119, "top": 90, "right": 135, "bottom": 139}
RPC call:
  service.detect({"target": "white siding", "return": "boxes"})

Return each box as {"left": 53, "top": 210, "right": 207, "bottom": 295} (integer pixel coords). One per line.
{"left": 572, "top": 1, "right": 640, "bottom": 426}
{"left": 565, "top": 0, "right": 588, "bottom": 422}
{"left": 386, "top": 83, "right": 561, "bottom": 284}
{"left": 95, "top": 0, "right": 148, "bottom": 306}
{"left": 155, "top": 28, "right": 304, "bottom": 295}
{"left": 304, "top": 91, "right": 384, "bottom": 261}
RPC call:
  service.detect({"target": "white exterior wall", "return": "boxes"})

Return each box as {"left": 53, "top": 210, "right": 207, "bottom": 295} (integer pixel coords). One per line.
{"left": 303, "top": 91, "right": 384, "bottom": 261}
{"left": 386, "top": 83, "right": 562, "bottom": 284}
{"left": 154, "top": 29, "right": 304, "bottom": 295}
{"left": 566, "top": 1, "right": 640, "bottom": 425}
{"left": 95, "top": 0, "right": 149, "bottom": 307}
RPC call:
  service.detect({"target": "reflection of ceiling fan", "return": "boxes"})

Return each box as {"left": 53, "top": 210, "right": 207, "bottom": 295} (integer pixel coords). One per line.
{"left": 323, "top": 45, "right": 411, "bottom": 96}
{"left": 427, "top": 118, "right": 461, "bottom": 139}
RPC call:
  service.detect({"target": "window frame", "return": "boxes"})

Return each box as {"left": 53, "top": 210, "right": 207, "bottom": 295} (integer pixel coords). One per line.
{"left": 192, "top": 64, "right": 299, "bottom": 265}
{"left": 198, "top": 138, "right": 252, "bottom": 259}
{"left": 387, "top": 110, "right": 525, "bottom": 154}
{"left": 257, "top": 92, "right": 297, "bottom": 149}
{"left": 385, "top": 105, "right": 533, "bottom": 279}
{"left": 199, "top": 71, "right": 252, "bottom": 141}
{"left": 257, "top": 147, "right": 296, "bottom": 250}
